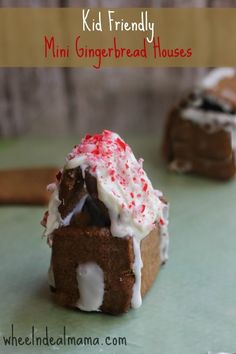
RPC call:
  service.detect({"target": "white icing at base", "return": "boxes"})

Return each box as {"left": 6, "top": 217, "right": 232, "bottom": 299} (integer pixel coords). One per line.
{"left": 61, "top": 194, "right": 88, "bottom": 226}
{"left": 200, "top": 67, "right": 236, "bottom": 89}
{"left": 48, "top": 264, "right": 55, "bottom": 288}
{"left": 131, "top": 238, "right": 143, "bottom": 309}
{"left": 76, "top": 262, "right": 104, "bottom": 312}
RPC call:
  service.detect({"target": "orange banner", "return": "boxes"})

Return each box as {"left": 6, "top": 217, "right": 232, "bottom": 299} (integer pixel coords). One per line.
{"left": 0, "top": 8, "right": 235, "bottom": 68}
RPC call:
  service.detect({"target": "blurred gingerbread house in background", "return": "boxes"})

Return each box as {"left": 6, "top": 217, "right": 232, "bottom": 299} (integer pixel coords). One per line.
{"left": 163, "top": 68, "right": 236, "bottom": 180}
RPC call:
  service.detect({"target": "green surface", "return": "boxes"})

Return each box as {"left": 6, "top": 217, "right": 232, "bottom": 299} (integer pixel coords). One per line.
{"left": 0, "top": 137, "right": 236, "bottom": 354}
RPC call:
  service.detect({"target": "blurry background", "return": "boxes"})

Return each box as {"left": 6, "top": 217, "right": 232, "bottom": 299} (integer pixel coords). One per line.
{"left": 0, "top": 0, "right": 235, "bottom": 137}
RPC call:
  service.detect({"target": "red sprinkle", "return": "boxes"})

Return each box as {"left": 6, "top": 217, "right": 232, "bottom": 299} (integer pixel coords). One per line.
{"left": 111, "top": 176, "right": 115, "bottom": 182}
{"left": 91, "top": 147, "right": 99, "bottom": 155}
{"left": 92, "top": 134, "right": 102, "bottom": 142}
{"left": 125, "top": 163, "right": 129, "bottom": 169}
{"left": 141, "top": 205, "right": 146, "bottom": 213}
{"left": 160, "top": 218, "right": 165, "bottom": 226}
{"left": 130, "top": 192, "right": 134, "bottom": 198}
{"left": 116, "top": 138, "right": 126, "bottom": 151}
{"left": 142, "top": 183, "right": 148, "bottom": 192}
{"left": 109, "top": 169, "right": 115, "bottom": 176}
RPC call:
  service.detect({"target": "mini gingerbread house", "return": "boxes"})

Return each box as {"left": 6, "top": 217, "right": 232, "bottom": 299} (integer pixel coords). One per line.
{"left": 42, "top": 130, "right": 169, "bottom": 314}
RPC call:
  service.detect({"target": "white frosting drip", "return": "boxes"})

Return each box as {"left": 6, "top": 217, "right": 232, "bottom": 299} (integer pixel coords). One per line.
{"left": 61, "top": 194, "right": 88, "bottom": 226}
{"left": 200, "top": 68, "right": 236, "bottom": 89}
{"left": 181, "top": 108, "right": 236, "bottom": 127}
{"left": 181, "top": 108, "right": 236, "bottom": 129}
{"left": 131, "top": 238, "right": 143, "bottom": 308}
{"left": 76, "top": 262, "right": 104, "bottom": 312}
{"left": 48, "top": 264, "right": 55, "bottom": 288}
{"left": 160, "top": 203, "right": 170, "bottom": 263}
{"left": 44, "top": 183, "right": 61, "bottom": 244}
{"left": 160, "top": 225, "right": 169, "bottom": 263}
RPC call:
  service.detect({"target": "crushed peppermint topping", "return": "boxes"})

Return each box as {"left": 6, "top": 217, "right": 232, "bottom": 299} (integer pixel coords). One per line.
{"left": 65, "top": 130, "right": 166, "bottom": 239}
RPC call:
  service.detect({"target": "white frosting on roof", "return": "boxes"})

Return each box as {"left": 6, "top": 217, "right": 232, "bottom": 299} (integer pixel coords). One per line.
{"left": 65, "top": 130, "right": 166, "bottom": 241}
{"left": 200, "top": 68, "right": 236, "bottom": 89}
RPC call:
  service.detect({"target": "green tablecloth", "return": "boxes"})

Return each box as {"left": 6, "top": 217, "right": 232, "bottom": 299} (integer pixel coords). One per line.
{"left": 0, "top": 137, "right": 236, "bottom": 354}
